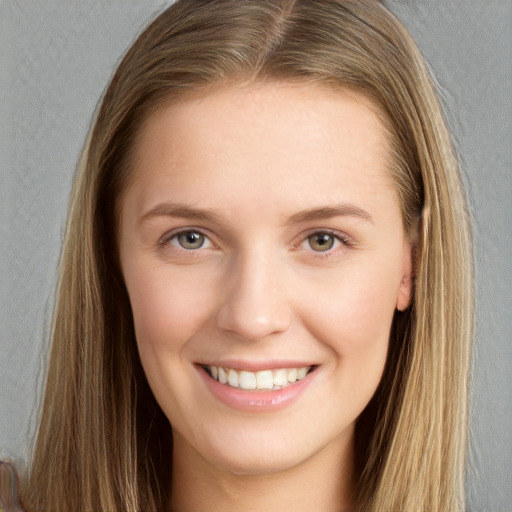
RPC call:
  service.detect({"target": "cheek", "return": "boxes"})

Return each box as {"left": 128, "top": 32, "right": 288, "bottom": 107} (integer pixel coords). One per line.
{"left": 298, "top": 257, "right": 401, "bottom": 400}
{"left": 305, "top": 264, "right": 399, "bottom": 343}
{"left": 122, "top": 263, "right": 218, "bottom": 419}
{"left": 123, "top": 263, "right": 214, "bottom": 356}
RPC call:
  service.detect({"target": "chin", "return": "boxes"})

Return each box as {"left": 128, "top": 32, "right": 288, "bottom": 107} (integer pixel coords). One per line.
{"left": 180, "top": 414, "right": 352, "bottom": 478}
{"left": 205, "top": 443, "right": 310, "bottom": 477}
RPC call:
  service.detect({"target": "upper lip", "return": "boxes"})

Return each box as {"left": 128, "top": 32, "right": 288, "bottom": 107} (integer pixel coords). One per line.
{"left": 196, "top": 360, "right": 318, "bottom": 372}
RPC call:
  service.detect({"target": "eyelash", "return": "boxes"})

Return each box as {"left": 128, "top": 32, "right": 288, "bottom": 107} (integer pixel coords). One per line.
{"left": 158, "top": 228, "right": 352, "bottom": 258}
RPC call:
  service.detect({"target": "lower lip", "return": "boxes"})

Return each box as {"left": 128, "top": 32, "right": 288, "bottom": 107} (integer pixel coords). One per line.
{"left": 196, "top": 366, "right": 315, "bottom": 412}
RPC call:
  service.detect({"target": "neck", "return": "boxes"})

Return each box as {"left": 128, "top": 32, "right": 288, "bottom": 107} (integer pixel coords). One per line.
{"left": 169, "top": 429, "right": 355, "bottom": 512}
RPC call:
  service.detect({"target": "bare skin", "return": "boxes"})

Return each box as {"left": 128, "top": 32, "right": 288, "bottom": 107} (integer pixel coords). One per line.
{"left": 171, "top": 429, "right": 354, "bottom": 512}
{"left": 119, "top": 83, "right": 412, "bottom": 511}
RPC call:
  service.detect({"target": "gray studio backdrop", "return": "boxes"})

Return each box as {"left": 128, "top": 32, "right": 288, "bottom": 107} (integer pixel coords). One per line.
{"left": 1, "top": 1, "right": 511, "bottom": 510}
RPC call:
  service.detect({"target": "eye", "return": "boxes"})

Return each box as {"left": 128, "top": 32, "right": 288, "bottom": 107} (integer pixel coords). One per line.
{"left": 169, "top": 230, "right": 211, "bottom": 250}
{"left": 306, "top": 232, "right": 339, "bottom": 252}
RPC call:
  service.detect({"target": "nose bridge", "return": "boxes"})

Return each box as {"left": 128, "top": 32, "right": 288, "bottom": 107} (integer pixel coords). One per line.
{"left": 216, "top": 246, "right": 291, "bottom": 341}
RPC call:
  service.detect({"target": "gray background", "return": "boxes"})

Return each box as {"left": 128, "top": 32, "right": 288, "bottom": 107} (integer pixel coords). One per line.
{"left": 0, "top": 1, "right": 510, "bottom": 510}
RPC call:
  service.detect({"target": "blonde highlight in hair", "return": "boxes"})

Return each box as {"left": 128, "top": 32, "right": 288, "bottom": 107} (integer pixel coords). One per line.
{"left": 25, "top": 1, "right": 473, "bottom": 510}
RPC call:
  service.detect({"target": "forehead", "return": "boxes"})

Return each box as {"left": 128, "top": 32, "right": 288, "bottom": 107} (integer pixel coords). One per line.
{"left": 124, "top": 82, "right": 397, "bottom": 220}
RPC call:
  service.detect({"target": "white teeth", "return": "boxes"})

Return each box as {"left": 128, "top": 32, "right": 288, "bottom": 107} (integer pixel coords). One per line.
{"left": 227, "top": 369, "right": 239, "bottom": 387}
{"left": 273, "top": 369, "right": 288, "bottom": 387}
{"left": 205, "top": 365, "right": 312, "bottom": 390}
{"left": 297, "top": 367, "right": 308, "bottom": 379}
{"left": 287, "top": 368, "right": 298, "bottom": 383}
{"left": 256, "top": 370, "right": 274, "bottom": 390}
{"left": 218, "top": 367, "right": 227, "bottom": 384}
{"left": 239, "top": 370, "right": 256, "bottom": 390}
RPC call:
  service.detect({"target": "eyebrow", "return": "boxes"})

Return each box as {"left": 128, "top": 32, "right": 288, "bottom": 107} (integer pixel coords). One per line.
{"left": 140, "top": 202, "right": 373, "bottom": 226}
{"left": 285, "top": 204, "right": 373, "bottom": 225}
{"left": 139, "top": 203, "right": 225, "bottom": 226}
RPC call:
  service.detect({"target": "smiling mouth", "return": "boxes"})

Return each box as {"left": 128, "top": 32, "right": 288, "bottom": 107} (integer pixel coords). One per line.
{"left": 201, "top": 365, "right": 316, "bottom": 391}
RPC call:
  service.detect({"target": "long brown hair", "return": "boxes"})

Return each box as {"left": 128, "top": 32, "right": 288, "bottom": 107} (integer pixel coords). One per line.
{"left": 25, "top": 1, "right": 473, "bottom": 510}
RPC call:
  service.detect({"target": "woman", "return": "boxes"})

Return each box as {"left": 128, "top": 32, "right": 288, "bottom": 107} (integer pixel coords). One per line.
{"left": 9, "top": 0, "right": 473, "bottom": 510}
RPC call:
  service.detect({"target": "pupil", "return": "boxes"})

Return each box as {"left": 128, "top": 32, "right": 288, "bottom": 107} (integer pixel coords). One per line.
{"left": 179, "top": 232, "right": 204, "bottom": 249}
{"left": 310, "top": 233, "right": 334, "bottom": 251}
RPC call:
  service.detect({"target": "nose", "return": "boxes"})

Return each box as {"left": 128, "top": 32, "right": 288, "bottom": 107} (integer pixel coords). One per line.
{"left": 216, "top": 251, "right": 292, "bottom": 341}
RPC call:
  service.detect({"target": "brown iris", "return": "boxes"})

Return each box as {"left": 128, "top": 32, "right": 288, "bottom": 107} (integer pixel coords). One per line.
{"left": 308, "top": 232, "right": 335, "bottom": 252}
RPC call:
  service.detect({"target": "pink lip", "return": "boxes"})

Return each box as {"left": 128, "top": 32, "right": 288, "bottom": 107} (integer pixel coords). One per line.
{"left": 196, "top": 364, "right": 316, "bottom": 413}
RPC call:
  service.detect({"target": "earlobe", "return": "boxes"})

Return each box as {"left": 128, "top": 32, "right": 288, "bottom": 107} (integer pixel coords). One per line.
{"left": 396, "top": 240, "right": 414, "bottom": 311}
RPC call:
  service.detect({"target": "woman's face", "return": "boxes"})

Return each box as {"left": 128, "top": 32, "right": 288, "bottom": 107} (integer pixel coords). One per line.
{"left": 119, "top": 83, "right": 412, "bottom": 475}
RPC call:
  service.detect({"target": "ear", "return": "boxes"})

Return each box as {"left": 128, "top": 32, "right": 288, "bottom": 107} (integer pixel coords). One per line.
{"left": 396, "top": 239, "right": 414, "bottom": 311}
